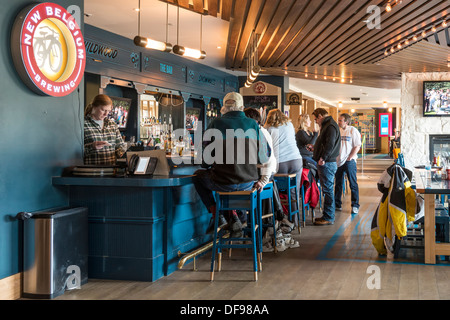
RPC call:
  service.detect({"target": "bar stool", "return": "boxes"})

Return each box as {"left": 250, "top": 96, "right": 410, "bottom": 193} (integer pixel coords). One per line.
{"left": 210, "top": 188, "right": 260, "bottom": 281}
{"left": 257, "top": 182, "right": 277, "bottom": 253}
{"left": 274, "top": 173, "right": 301, "bottom": 232}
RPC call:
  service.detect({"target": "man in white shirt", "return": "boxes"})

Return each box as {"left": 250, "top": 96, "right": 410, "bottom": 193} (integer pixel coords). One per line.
{"left": 335, "top": 113, "right": 362, "bottom": 214}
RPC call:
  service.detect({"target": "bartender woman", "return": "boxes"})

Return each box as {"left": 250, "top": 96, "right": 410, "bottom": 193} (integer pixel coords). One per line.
{"left": 84, "top": 94, "right": 127, "bottom": 165}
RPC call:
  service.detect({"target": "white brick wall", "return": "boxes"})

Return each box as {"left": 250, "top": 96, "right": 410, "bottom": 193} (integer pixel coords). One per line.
{"left": 401, "top": 72, "right": 450, "bottom": 170}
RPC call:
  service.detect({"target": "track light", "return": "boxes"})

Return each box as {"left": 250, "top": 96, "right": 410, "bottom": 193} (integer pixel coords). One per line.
{"left": 249, "top": 65, "right": 260, "bottom": 81}
{"left": 173, "top": 45, "right": 206, "bottom": 59}
{"left": 134, "top": 36, "right": 172, "bottom": 52}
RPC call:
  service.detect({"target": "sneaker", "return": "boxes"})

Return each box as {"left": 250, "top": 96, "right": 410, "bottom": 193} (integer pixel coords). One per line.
{"left": 205, "top": 215, "right": 228, "bottom": 234}
{"left": 351, "top": 207, "right": 359, "bottom": 215}
{"left": 230, "top": 212, "right": 243, "bottom": 232}
{"left": 336, "top": 206, "right": 342, "bottom": 211}
{"left": 230, "top": 229, "right": 243, "bottom": 238}
{"left": 262, "top": 242, "right": 274, "bottom": 252}
{"left": 286, "top": 238, "right": 300, "bottom": 248}
{"left": 275, "top": 239, "right": 287, "bottom": 252}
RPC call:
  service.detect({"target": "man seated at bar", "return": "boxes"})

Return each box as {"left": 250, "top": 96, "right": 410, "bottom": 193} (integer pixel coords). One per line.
{"left": 192, "top": 92, "right": 270, "bottom": 236}
{"left": 83, "top": 94, "right": 127, "bottom": 165}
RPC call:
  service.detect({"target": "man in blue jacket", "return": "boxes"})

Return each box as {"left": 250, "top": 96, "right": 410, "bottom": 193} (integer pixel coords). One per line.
{"left": 193, "top": 92, "right": 270, "bottom": 235}
{"left": 311, "top": 108, "right": 341, "bottom": 225}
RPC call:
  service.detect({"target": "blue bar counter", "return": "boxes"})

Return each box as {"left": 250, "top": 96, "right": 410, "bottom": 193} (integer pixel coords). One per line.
{"left": 52, "top": 166, "right": 211, "bottom": 282}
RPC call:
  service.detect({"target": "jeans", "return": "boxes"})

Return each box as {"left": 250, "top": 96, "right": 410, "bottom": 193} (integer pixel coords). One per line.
{"left": 317, "top": 161, "right": 337, "bottom": 221}
{"left": 192, "top": 169, "right": 255, "bottom": 211}
{"left": 278, "top": 159, "right": 303, "bottom": 213}
{"left": 334, "top": 159, "right": 359, "bottom": 209}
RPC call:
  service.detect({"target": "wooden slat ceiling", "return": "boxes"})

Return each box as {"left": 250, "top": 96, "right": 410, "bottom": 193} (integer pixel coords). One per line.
{"left": 160, "top": 0, "right": 449, "bottom": 89}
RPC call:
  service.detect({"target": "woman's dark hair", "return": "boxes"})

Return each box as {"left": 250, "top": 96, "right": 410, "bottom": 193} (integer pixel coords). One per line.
{"left": 244, "top": 107, "right": 262, "bottom": 125}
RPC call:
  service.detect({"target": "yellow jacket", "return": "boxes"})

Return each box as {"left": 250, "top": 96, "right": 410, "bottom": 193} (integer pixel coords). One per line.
{"left": 371, "top": 164, "right": 417, "bottom": 255}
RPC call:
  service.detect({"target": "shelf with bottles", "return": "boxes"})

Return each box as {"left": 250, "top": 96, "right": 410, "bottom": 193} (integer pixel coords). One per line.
{"left": 205, "top": 101, "right": 221, "bottom": 127}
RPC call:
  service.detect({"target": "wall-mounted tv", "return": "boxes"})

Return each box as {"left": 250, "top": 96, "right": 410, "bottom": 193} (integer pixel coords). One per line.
{"left": 423, "top": 81, "right": 450, "bottom": 116}
{"left": 108, "top": 96, "right": 132, "bottom": 130}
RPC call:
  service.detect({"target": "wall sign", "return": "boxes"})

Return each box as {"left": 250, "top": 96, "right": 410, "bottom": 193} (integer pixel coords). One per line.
{"left": 253, "top": 82, "right": 267, "bottom": 94}
{"left": 11, "top": 2, "right": 86, "bottom": 96}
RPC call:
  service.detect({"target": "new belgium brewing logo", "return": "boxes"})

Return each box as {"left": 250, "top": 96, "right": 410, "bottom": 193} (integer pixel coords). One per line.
{"left": 11, "top": 3, "right": 85, "bottom": 96}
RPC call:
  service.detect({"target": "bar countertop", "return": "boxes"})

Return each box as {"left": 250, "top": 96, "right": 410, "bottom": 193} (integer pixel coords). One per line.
{"left": 413, "top": 168, "right": 450, "bottom": 194}
{"left": 52, "top": 174, "right": 195, "bottom": 188}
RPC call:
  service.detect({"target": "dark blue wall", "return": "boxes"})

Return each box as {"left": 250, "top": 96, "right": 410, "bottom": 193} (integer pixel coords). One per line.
{"left": 0, "top": 0, "right": 84, "bottom": 279}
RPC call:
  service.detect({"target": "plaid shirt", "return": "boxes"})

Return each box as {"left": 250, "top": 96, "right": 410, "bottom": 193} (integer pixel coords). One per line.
{"left": 84, "top": 116, "right": 127, "bottom": 165}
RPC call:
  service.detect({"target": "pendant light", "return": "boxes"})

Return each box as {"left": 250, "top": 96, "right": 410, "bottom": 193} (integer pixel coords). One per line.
{"left": 133, "top": 0, "right": 172, "bottom": 52}
{"left": 173, "top": 6, "right": 206, "bottom": 59}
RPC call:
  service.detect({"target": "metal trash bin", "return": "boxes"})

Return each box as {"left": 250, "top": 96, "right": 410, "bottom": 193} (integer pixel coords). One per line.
{"left": 21, "top": 207, "right": 88, "bottom": 299}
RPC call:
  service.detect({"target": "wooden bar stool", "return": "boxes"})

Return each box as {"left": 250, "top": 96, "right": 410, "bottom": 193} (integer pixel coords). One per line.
{"left": 274, "top": 173, "right": 301, "bottom": 232}
{"left": 257, "top": 182, "right": 277, "bottom": 253}
{"left": 210, "top": 188, "right": 260, "bottom": 281}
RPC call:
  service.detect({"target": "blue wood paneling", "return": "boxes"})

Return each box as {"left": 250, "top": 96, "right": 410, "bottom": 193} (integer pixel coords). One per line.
{"left": 0, "top": 0, "right": 84, "bottom": 280}
{"left": 84, "top": 24, "right": 239, "bottom": 100}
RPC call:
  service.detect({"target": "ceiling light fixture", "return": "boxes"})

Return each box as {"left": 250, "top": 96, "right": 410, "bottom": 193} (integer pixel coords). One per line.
{"left": 244, "top": 31, "right": 260, "bottom": 87}
{"left": 382, "top": 15, "right": 448, "bottom": 58}
{"left": 133, "top": 1, "right": 172, "bottom": 52}
{"left": 173, "top": 6, "right": 206, "bottom": 59}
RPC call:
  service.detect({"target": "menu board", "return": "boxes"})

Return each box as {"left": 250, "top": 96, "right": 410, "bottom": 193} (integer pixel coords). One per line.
{"left": 243, "top": 95, "right": 278, "bottom": 110}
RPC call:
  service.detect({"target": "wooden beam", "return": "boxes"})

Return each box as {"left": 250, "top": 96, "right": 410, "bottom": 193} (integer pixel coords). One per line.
{"left": 275, "top": 0, "right": 373, "bottom": 68}
{"left": 192, "top": 0, "right": 204, "bottom": 14}
{"left": 225, "top": 0, "right": 248, "bottom": 68}
{"left": 208, "top": 0, "right": 218, "bottom": 17}
{"left": 263, "top": 1, "right": 330, "bottom": 67}
{"left": 221, "top": 0, "right": 233, "bottom": 21}
{"left": 255, "top": 0, "right": 295, "bottom": 67}
{"left": 308, "top": 0, "right": 447, "bottom": 66}
{"left": 258, "top": 0, "right": 309, "bottom": 66}
{"left": 354, "top": 1, "right": 450, "bottom": 65}
{"left": 233, "top": 0, "right": 265, "bottom": 68}
{"left": 177, "top": 0, "right": 190, "bottom": 9}
{"left": 341, "top": 0, "right": 449, "bottom": 65}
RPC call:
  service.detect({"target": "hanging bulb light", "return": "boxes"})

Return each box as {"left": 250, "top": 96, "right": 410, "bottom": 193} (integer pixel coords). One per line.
{"left": 173, "top": 7, "right": 206, "bottom": 59}
{"left": 133, "top": 1, "right": 172, "bottom": 52}
{"left": 134, "top": 36, "right": 172, "bottom": 52}
{"left": 249, "top": 65, "right": 261, "bottom": 81}
{"left": 442, "top": 20, "right": 447, "bottom": 28}
{"left": 173, "top": 45, "right": 206, "bottom": 59}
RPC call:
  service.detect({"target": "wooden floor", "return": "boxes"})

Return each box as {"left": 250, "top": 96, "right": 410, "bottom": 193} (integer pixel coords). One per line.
{"left": 55, "top": 154, "right": 450, "bottom": 301}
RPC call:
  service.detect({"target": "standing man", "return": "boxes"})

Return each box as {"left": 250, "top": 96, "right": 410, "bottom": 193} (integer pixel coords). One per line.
{"left": 311, "top": 108, "right": 341, "bottom": 225}
{"left": 335, "top": 113, "right": 362, "bottom": 215}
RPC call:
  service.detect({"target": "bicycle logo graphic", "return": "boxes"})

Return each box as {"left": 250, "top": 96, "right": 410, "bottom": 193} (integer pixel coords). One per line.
{"left": 33, "top": 26, "right": 63, "bottom": 73}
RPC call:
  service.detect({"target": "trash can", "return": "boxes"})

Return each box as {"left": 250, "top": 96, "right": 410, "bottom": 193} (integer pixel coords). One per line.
{"left": 21, "top": 207, "right": 88, "bottom": 299}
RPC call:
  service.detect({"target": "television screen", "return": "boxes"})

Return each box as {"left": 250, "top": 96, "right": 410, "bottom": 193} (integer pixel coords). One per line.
{"left": 108, "top": 96, "right": 132, "bottom": 129}
{"left": 185, "top": 107, "right": 200, "bottom": 131}
{"left": 423, "top": 81, "right": 450, "bottom": 116}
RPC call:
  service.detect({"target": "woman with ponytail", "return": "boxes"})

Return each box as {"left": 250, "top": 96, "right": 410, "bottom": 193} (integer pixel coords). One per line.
{"left": 84, "top": 94, "right": 127, "bottom": 165}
